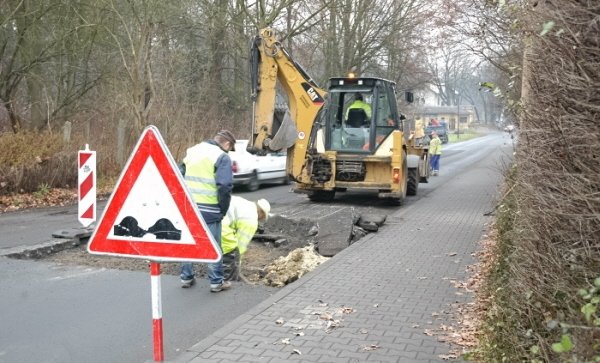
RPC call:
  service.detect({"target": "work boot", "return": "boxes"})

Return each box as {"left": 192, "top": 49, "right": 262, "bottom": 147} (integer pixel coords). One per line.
{"left": 181, "top": 277, "right": 195, "bottom": 288}
{"left": 210, "top": 280, "right": 232, "bottom": 293}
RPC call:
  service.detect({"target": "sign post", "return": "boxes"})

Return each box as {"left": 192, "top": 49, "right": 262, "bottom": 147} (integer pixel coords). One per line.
{"left": 78, "top": 144, "right": 96, "bottom": 227}
{"left": 87, "top": 126, "right": 221, "bottom": 361}
{"left": 150, "top": 262, "right": 163, "bottom": 361}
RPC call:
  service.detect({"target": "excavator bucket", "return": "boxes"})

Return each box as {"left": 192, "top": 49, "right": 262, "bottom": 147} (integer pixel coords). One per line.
{"left": 268, "top": 110, "right": 297, "bottom": 151}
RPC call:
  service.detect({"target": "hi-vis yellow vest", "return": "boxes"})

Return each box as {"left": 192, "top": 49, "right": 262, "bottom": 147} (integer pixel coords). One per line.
{"left": 183, "top": 142, "right": 224, "bottom": 205}
{"left": 429, "top": 137, "right": 442, "bottom": 155}
{"left": 221, "top": 196, "right": 259, "bottom": 255}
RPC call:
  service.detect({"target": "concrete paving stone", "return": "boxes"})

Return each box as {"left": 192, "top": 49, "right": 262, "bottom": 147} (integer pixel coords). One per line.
{"left": 327, "top": 341, "right": 366, "bottom": 354}
{"left": 394, "top": 336, "right": 439, "bottom": 351}
{"left": 364, "top": 334, "right": 397, "bottom": 345}
{"left": 210, "top": 352, "right": 245, "bottom": 361}
{"left": 301, "top": 346, "right": 341, "bottom": 358}
{"left": 307, "top": 334, "right": 351, "bottom": 346}
{"left": 236, "top": 356, "right": 272, "bottom": 362}
{"left": 289, "top": 335, "right": 333, "bottom": 347}
{"left": 231, "top": 346, "right": 267, "bottom": 356}
{"left": 259, "top": 348, "right": 305, "bottom": 360}
{"left": 401, "top": 341, "right": 436, "bottom": 354}
{"left": 232, "top": 340, "right": 269, "bottom": 349}
{"left": 218, "top": 332, "right": 249, "bottom": 342}
{"left": 366, "top": 350, "right": 409, "bottom": 362}
{"left": 382, "top": 330, "right": 414, "bottom": 339}
{"left": 336, "top": 349, "right": 370, "bottom": 360}
{"left": 243, "top": 328, "right": 283, "bottom": 339}
{"left": 204, "top": 343, "right": 237, "bottom": 354}
{"left": 433, "top": 343, "right": 458, "bottom": 355}
{"left": 197, "top": 350, "right": 217, "bottom": 359}
{"left": 416, "top": 349, "right": 450, "bottom": 362}
{"left": 188, "top": 358, "right": 220, "bottom": 363}
{"left": 170, "top": 350, "right": 204, "bottom": 363}
{"left": 316, "top": 357, "right": 358, "bottom": 363}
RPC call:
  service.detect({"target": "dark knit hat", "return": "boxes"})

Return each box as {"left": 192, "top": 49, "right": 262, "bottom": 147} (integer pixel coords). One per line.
{"left": 216, "top": 130, "right": 236, "bottom": 151}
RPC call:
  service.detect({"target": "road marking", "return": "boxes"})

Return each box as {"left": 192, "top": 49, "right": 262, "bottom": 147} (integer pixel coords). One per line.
{"left": 319, "top": 207, "right": 348, "bottom": 219}
{"left": 48, "top": 267, "right": 106, "bottom": 281}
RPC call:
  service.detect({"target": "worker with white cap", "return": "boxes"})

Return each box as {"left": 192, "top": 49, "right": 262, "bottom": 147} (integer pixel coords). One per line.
{"left": 221, "top": 196, "right": 271, "bottom": 282}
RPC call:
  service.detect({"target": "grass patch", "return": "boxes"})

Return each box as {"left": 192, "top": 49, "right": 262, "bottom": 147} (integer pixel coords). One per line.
{"left": 448, "top": 130, "right": 481, "bottom": 143}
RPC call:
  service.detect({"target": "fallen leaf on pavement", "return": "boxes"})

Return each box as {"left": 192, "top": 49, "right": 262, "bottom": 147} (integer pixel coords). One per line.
{"left": 362, "top": 344, "right": 381, "bottom": 351}
{"left": 439, "top": 353, "right": 457, "bottom": 360}
{"left": 320, "top": 312, "right": 333, "bottom": 320}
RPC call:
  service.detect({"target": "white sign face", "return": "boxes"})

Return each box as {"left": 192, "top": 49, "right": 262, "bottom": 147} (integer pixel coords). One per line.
{"left": 110, "top": 157, "right": 193, "bottom": 244}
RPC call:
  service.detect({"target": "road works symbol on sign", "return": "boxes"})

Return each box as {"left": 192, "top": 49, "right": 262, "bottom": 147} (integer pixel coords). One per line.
{"left": 87, "top": 125, "right": 221, "bottom": 262}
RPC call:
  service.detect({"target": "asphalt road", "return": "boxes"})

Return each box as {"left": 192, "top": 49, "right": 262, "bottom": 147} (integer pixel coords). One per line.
{"left": 0, "top": 130, "right": 513, "bottom": 363}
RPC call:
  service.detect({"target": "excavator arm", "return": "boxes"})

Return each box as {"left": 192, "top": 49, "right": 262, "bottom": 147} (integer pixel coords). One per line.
{"left": 249, "top": 28, "right": 327, "bottom": 183}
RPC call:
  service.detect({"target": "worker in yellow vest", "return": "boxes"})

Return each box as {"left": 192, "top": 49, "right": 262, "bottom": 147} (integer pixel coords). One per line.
{"left": 179, "top": 130, "right": 236, "bottom": 292}
{"left": 221, "top": 196, "right": 271, "bottom": 281}
{"left": 429, "top": 131, "right": 442, "bottom": 176}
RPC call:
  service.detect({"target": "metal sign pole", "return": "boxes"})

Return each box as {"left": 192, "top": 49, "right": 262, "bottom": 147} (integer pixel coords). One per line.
{"left": 150, "top": 262, "right": 164, "bottom": 361}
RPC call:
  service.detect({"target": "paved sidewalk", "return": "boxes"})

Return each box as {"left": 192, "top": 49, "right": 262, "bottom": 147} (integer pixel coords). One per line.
{"left": 173, "top": 150, "right": 503, "bottom": 362}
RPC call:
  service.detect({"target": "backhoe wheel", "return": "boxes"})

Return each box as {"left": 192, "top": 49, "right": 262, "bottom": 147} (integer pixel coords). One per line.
{"left": 407, "top": 168, "right": 419, "bottom": 196}
{"left": 420, "top": 154, "right": 430, "bottom": 183}
{"left": 308, "top": 190, "right": 335, "bottom": 202}
{"left": 246, "top": 171, "right": 259, "bottom": 192}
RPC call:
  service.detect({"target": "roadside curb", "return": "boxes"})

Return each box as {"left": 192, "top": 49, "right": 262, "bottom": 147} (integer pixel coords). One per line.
{"left": 0, "top": 227, "right": 92, "bottom": 259}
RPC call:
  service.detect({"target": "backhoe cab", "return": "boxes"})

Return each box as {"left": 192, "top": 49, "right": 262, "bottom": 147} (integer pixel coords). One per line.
{"left": 249, "top": 28, "right": 429, "bottom": 204}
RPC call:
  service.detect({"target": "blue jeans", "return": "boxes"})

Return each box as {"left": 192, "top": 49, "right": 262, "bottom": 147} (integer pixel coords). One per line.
{"left": 180, "top": 221, "right": 224, "bottom": 285}
{"left": 430, "top": 154, "right": 440, "bottom": 171}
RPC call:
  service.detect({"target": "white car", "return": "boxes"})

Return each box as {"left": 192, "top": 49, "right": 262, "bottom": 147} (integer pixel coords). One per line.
{"left": 230, "top": 140, "right": 289, "bottom": 191}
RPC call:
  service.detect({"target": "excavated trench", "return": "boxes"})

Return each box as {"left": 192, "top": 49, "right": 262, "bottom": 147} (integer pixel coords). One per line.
{"left": 16, "top": 211, "right": 387, "bottom": 287}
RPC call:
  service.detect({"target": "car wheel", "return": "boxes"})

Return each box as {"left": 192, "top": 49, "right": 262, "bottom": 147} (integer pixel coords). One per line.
{"left": 246, "top": 171, "right": 259, "bottom": 192}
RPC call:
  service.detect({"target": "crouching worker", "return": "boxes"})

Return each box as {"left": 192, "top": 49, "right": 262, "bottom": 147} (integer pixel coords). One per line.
{"left": 221, "top": 196, "right": 271, "bottom": 281}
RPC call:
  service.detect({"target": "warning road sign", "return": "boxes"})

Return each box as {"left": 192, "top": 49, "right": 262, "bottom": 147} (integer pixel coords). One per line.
{"left": 87, "top": 126, "right": 221, "bottom": 262}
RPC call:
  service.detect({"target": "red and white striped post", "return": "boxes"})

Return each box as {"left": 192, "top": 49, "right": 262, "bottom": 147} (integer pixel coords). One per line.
{"left": 150, "top": 262, "right": 164, "bottom": 362}
{"left": 78, "top": 144, "right": 96, "bottom": 227}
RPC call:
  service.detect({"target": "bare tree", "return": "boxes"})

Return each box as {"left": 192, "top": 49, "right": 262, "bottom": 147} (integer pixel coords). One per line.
{"left": 0, "top": 0, "right": 109, "bottom": 133}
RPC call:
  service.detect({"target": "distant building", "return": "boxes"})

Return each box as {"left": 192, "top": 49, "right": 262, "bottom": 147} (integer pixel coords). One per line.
{"left": 408, "top": 86, "right": 476, "bottom": 133}
{"left": 420, "top": 105, "right": 475, "bottom": 133}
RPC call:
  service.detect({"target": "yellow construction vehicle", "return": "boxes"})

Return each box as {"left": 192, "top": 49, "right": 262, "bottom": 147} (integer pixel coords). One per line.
{"left": 248, "top": 28, "right": 429, "bottom": 204}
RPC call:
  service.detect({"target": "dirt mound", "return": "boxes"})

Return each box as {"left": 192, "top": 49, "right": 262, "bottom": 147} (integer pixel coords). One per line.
{"left": 240, "top": 214, "right": 319, "bottom": 284}
{"left": 262, "top": 245, "right": 329, "bottom": 287}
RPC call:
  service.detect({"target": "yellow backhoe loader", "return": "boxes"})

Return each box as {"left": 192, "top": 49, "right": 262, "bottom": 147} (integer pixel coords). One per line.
{"left": 248, "top": 28, "right": 429, "bottom": 204}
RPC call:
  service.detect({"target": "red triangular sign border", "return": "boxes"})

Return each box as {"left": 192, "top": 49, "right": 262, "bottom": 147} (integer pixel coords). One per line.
{"left": 87, "top": 126, "right": 221, "bottom": 262}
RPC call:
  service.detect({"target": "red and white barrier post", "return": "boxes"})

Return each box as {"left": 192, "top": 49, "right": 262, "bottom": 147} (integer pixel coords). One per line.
{"left": 150, "top": 262, "right": 164, "bottom": 361}
{"left": 78, "top": 144, "right": 96, "bottom": 227}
